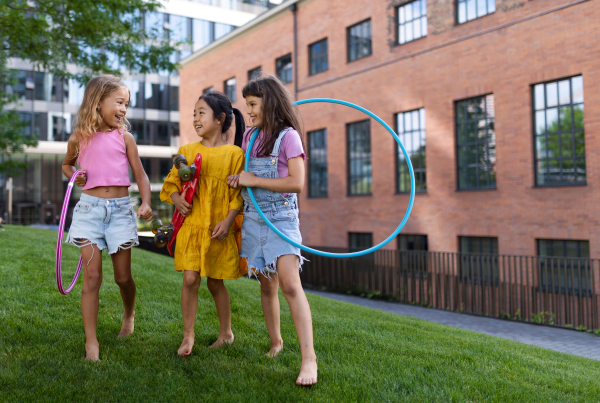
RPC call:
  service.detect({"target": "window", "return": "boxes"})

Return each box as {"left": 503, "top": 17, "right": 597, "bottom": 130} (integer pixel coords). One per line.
{"left": 224, "top": 77, "right": 236, "bottom": 102}
{"left": 203, "top": 86, "right": 214, "bottom": 95}
{"left": 538, "top": 239, "right": 590, "bottom": 295}
{"left": 169, "top": 14, "right": 190, "bottom": 42}
{"left": 396, "top": 109, "right": 426, "bottom": 193}
{"left": 145, "top": 83, "right": 169, "bottom": 110}
{"left": 457, "top": 0, "right": 495, "bottom": 24}
{"left": 49, "top": 113, "right": 72, "bottom": 142}
{"left": 276, "top": 54, "right": 293, "bottom": 84}
{"left": 309, "top": 39, "right": 328, "bottom": 75}
{"left": 397, "top": 0, "right": 427, "bottom": 45}
{"left": 533, "top": 76, "right": 585, "bottom": 186}
{"left": 129, "top": 119, "right": 148, "bottom": 145}
{"left": 145, "top": 11, "right": 165, "bottom": 38}
{"left": 248, "top": 66, "right": 261, "bottom": 81}
{"left": 398, "top": 234, "right": 428, "bottom": 251}
{"left": 6, "top": 70, "right": 31, "bottom": 100}
{"left": 347, "top": 19, "right": 372, "bottom": 62}
{"left": 214, "top": 23, "right": 234, "bottom": 40}
{"left": 349, "top": 232, "right": 373, "bottom": 249}
{"left": 193, "top": 19, "right": 213, "bottom": 48}
{"left": 147, "top": 120, "right": 170, "bottom": 146}
{"left": 459, "top": 236, "right": 499, "bottom": 284}
{"left": 18, "top": 113, "right": 32, "bottom": 137}
{"left": 122, "top": 80, "right": 142, "bottom": 108}
{"left": 456, "top": 94, "right": 496, "bottom": 190}
{"left": 347, "top": 120, "right": 372, "bottom": 196}
{"left": 169, "top": 85, "right": 179, "bottom": 111}
{"left": 308, "top": 129, "right": 327, "bottom": 198}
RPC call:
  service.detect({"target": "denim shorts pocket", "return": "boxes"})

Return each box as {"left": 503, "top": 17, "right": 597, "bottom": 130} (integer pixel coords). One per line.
{"left": 272, "top": 209, "right": 297, "bottom": 222}
{"left": 74, "top": 201, "right": 91, "bottom": 214}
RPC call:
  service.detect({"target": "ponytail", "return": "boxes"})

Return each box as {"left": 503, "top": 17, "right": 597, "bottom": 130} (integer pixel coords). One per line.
{"left": 232, "top": 108, "right": 245, "bottom": 147}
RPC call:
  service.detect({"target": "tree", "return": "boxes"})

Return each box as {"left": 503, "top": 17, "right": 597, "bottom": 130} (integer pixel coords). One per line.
{"left": 0, "top": 0, "right": 180, "bottom": 174}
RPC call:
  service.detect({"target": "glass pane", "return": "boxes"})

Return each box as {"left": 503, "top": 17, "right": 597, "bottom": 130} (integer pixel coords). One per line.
{"left": 457, "top": 124, "right": 467, "bottom": 143}
{"left": 467, "top": 0, "right": 476, "bottom": 20}
{"left": 547, "top": 134, "right": 559, "bottom": 158}
{"left": 537, "top": 161, "right": 547, "bottom": 185}
{"left": 572, "top": 76, "right": 583, "bottom": 103}
{"left": 488, "top": 0, "right": 495, "bottom": 12}
{"left": 562, "top": 159, "right": 574, "bottom": 180}
{"left": 536, "top": 137, "right": 546, "bottom": 158}
{"left": 546, "top": 82, "right": 558, "bottom": 107}
{"left": 413, "top": 1, "right": 420, "bottom": 18}
{"left": 535, "top": 110, "right": 546, "bottom": 135}
{"left": 458, "top": 168, "right": 468, "bottom": 188}
{"left": 477, "top": 0, "right": 487, "bottom": 17}
{"left": 574, "top": 131, "right": 585, "bottom": 156}
{"left": 538, "top": 240, "right": 548, "bottom": 256}
{"left": 559, "top": 107, "right": 572, "bottom": 131}
{"left": 576, "top": 158, "right": 586, "bottom": 182}
{"left": 406, "top": 21, "right": 413, "bottom": 42}
{"left": 422, "top": 16, "right": 428, "bottom": 36}
{"left": 422, "top": 0, "right": 427, "bottom": 15}
{"left": 399, "top": 25, "right": 405, "bottom": 44}
{"left": 561, "top": 133, "right": 573, "bottom": 157}
{"left": 411, "top": 130, "right": 420, "bottom": 155}
{"left": 406, "top": 3, "right": 413, "bottom": 21}
{"left": 580, "top": 242, "right": 589, "bottom": 258}
{"left": 458, "top": 2, "right": 467, "bottom": 23}
{"left": 467, "top": 123, "right": 477, "bottom": 142}
{"left": 552, "top": 241, "right": 564, "bottom": 257}
{"left": 558, "top": 80, "right": 571, "bottom": 105}
{"left": 412, "top": 110, "right": 420, "bottom": 129}
{"left": 460, "top": 237, "right": 470, "bottom": 253}
{"left": 546, "top": 108, "right": 558, "bottom": 132}
{"left": 420, "top": 109, "right": 425, "bottom": 129}
{"left": 573, "top": 104, "right": 584, "bottom": 129}
{"left": 405, "top": 112, "right": 412, "bottom": 132}
{"left": 468, "top": 167, "right": 477, "bottom": 188}
{"left": 534, "top": 84, "right": 545, "bottom": 110}
{"left": 399, "top": 7, "right": 405, "bottom": 24}
{"left": 414, "top": 18, "right": 421, "bottom": 39}
{"left": 397, "top": 113, "right": 404, "bottom": 134}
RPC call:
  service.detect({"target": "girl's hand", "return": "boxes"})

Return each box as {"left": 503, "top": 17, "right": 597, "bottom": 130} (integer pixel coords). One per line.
{"left": 211, "top": 220, "right": 231, "bottom": 242}
{"left": 137, "top": 202, "right": 153, "bottom": 221}
{"left": 172, "top": 193, "right": 191, "bottom": 217}
{"left": 74, "top": 170, "right": 87, "bottom": 187}
{"left": 238, "top": 171, "right": 257, "bottom": 188}
{"left": 227, "top": 175, "right": 240, "bottom": 189}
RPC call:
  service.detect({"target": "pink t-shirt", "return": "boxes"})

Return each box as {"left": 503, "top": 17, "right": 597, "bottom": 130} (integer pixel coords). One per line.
{"left": 241, "top": 128, "right": 305, "bottom": 197}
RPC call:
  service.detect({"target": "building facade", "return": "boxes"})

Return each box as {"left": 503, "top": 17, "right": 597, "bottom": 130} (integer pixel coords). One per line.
{"left": 1, "top": 0, "right": 276, "bottom": 227}
{"left": 179, "top": 0, "right": 600, "bottom": 259}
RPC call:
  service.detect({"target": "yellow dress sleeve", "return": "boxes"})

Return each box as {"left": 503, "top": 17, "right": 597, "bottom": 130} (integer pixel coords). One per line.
{"left": 228, "top": 149, "right": 244, "bottom": 212}
{"left": 160, "top": 151, "right": 182, "bottom": 205}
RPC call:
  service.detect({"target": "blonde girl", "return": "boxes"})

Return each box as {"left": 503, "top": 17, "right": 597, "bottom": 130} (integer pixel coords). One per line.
{"left": 62, "top": 74, "right": 153, "bottom": 361}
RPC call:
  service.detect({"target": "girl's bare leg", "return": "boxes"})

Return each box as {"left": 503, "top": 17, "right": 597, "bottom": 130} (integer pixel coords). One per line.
{"left": 111, "top": 247, "right": 136, "bottom": 337}
{"left": 277, "top": 255, "right": 318, "bottom": 385}
{"left": 179, "top": 270, "right": 201, "bottom": 356}
{"left": 206, "top": 278, "right": 234, "bottom": 348}
{"left": 260, "top": 272, "right": 283, "bottom": 357}
{"left": 80, "top": 243, "right": 103, "bottom": 361}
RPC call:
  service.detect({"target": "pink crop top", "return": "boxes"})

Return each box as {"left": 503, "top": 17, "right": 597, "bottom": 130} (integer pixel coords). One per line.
{"left": 78, "top": 129, "right": 131, "bottom": 190}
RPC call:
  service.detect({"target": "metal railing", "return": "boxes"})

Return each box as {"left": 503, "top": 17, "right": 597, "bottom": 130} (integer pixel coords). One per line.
{"left": 301, "top": 248, "right": 600, "bottom": 330}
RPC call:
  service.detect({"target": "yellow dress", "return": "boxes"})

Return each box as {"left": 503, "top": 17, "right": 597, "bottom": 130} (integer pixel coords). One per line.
{"left": 160, "top": 142, "right": 245, "bottom": 278}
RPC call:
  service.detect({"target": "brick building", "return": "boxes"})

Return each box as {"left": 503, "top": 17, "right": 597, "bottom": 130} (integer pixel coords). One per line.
{"left": 179, "top": 0, "right": 599, "bottom": 259}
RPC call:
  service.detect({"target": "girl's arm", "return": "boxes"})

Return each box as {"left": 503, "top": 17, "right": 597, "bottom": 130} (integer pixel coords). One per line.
{"left": 62, "top": 134, "right": 86, "bottom": 187}
{"left": 124, "top": 132, "right": 153, "bottom": 221}
{"left": 210, "top": 209, "right": 239, "bottom": 242}
{"left": 234, "top": 156, "right": 305, "bottom": 193}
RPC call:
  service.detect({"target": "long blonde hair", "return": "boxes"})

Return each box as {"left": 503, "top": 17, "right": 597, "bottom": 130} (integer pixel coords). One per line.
{"left": 72, "top": 75, "right": 130, "bottom": 154}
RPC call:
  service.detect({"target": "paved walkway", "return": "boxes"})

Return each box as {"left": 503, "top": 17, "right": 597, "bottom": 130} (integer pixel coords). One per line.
{"left": 306, "top": 289, "right": 600, "bottom": 361}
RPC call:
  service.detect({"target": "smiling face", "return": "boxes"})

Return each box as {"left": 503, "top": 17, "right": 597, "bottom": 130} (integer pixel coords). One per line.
{"left": 193, "top": 98, "right": 222, "bottom": 139}
{"left": 97, "top": 86, "right": 129, "bottom": 131}
{"left": 245, "top": 95, "right": 263, "bottom": 128}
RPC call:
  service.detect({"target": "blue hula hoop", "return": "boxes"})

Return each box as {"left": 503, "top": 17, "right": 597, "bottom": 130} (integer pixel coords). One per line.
{"left": 244, "top": 98, "right": 415, "bottom": 258}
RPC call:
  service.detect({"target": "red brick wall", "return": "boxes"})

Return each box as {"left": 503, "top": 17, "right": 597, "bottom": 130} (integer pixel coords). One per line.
{"left": 180, "top": 0, "right": 600, "bottom": 257}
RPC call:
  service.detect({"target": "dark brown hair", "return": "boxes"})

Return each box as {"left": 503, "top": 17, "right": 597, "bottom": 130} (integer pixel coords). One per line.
{"left": 197, "top": 91, "right": 245, "bottom": 147}
{"left": 242, "top": 75, "right": 305, "bottom": 157}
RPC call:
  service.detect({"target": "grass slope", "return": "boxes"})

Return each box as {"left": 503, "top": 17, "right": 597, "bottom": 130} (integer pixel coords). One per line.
{"left": 1, "top": 226, "right": 599, "bottom": 402}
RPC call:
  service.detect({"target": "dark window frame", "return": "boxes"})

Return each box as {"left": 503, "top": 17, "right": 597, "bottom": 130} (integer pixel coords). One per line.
{"left": 349, "top": 232, "right": 373, "bottom": 250}
{"left": 346, "top": 119, "right": 372, "bottom": 196}
{"left": 532, "top": 75, "right": 586, "bottom": 188}
{"left": 248, "top": 66, "right": 262, "bottom": 81}
{"left": 458, "top": 236, "right": 499, "bottom": 285}
{"left": 396, "top": 108, "right": 426, "bottom": 194}
{"left": 398, "top": 234, "right": 428, "bottom": 251}
{"left": 455, "top": 94, "right": 496, "bottom": 191}
{"left": 308, "top": 38, "right": 329, "bottom": 76}
{"left": 347, "top": 18, "right": 372, "bottom": 63}
{"left": 537, "top": 239, "right": 591, "bottom": 296}
{"left": 395, "top": 0, "right": 428, "bottom": 46}
{"left": 275, "top": 53, "right": 293, "bottom": 84}
{"left": 456, "top": 0, "right": 496, "bottom": 25}
{"left": 223, "top": 77, "right": 236, "bottom": 102}
{"left": 307, "top": 128, "right": 328, "bottom": 198}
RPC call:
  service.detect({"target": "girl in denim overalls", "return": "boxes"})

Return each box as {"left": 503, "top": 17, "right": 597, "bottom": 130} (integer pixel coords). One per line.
{"left": 227, "top": 75, "right": 317, "bottom": 386}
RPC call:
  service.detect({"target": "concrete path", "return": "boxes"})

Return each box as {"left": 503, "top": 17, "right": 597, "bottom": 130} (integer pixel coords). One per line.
{"left": 306, "top": 289, "right": 600, "bottom": 361}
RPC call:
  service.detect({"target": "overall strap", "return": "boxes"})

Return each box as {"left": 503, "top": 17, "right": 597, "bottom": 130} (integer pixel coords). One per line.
{"left": 270, "top": 128, "right": 291, "bottom": 157}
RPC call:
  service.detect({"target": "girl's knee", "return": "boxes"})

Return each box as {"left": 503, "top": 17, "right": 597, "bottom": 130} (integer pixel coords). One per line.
{"left": 182, "top": 271, "right": 201, "bottom": 289}
{"left": 83, "top": 271, "right": 102, "bottom": 291}
{"left": 114, "top": 274, "right": 133, "bottom": 287}
{"left": 206, "top": 278, "right": 224, "bottom": 294}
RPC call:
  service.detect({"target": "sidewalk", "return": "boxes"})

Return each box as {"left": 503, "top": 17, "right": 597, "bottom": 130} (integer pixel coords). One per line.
{"left": 306, "top": 289, "right": 600, "bottom": 361}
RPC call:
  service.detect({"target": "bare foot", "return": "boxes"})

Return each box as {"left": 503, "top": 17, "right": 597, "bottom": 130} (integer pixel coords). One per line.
{"left": 85, "top": 341, "right": 100, "bottom": 362}
{"left": 296, "top": 359, "right": 318, "bottom": 386}
{"left": 266, "top": 341, "right": 283, "bottom": 358}
{"left": 178, "top": 336, "right": 195, "bottom": 357}
{"left": 209, "top": 333, "right": 234, "bottom": 349}
{"left": 118, "top": 312, "right": 135, "bottom": 337}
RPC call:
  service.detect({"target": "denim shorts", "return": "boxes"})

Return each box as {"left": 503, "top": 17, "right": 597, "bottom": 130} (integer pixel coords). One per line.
{"left": 240, "top": 200, "right": 306, "bottom": 278}
{"left": 66, "top": 193, "right": 139, "bottom": 255}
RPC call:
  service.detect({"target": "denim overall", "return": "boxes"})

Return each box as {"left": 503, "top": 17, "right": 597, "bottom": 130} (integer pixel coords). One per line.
{"left": 240, "top": 128, "right": 305, "bottom": 277}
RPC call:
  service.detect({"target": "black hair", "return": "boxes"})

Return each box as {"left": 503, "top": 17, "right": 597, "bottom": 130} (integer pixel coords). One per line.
{"left": 197, "top": 91, "right": 245, "bottom": 147}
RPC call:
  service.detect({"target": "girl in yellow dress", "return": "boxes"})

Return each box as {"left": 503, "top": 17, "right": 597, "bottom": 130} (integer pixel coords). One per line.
{"left": 160, "top": 91, "right": 246, "bottom": 356}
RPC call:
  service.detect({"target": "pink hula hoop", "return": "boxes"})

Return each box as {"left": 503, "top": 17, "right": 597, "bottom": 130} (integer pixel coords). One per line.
{"left": 56, "top": 170, "right": 83, "bottom": 295}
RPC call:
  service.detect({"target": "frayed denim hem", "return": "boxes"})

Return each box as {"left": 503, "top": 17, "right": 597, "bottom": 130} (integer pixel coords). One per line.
{"left": 241, "top": 254, "right": 308, "bottom": 283}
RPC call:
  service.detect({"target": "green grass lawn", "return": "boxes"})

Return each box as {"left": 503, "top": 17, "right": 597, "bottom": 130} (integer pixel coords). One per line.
{"left": 1, "top": 226, "right": 600, "bottom": 402}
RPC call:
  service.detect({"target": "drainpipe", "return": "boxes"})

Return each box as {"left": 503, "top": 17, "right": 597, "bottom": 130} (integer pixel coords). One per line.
{"left": 290, "top": 2, "right": 298, "bottom": 100}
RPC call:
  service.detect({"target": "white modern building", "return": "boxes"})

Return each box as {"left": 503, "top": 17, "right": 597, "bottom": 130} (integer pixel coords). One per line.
{"left": 2, "top": 0, "right": 277, "bottom": 226}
